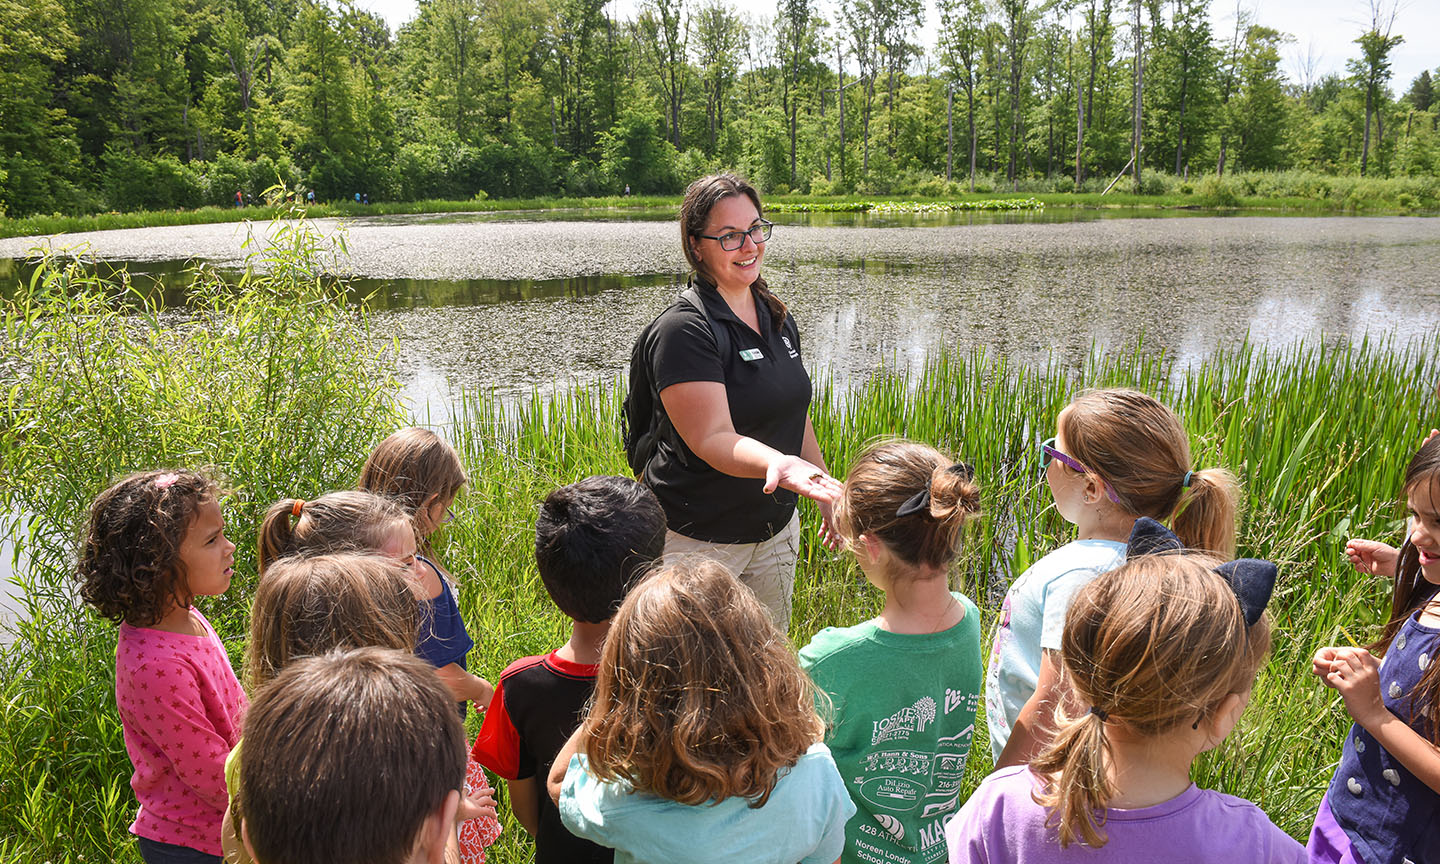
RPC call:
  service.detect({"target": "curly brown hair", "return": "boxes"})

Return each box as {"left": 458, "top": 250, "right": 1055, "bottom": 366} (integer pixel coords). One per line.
{"left": 76, "top": 469, "right": 221, "bottom": 627}
{"left": 580, "top": 558, "right": 824, "bottom": 807}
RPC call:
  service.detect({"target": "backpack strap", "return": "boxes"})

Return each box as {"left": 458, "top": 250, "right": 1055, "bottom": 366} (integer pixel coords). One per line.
{"left": 681, "top": 283, "right": 731, "bottom": 369}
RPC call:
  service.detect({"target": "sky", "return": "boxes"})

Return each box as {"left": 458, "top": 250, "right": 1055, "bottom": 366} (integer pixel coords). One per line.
{"left": 353, "top": 0, "right": 1436, "bottom": 96}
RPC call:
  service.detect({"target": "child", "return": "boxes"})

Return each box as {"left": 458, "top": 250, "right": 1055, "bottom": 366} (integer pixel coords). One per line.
{"left": 225, "top": 552, "right": 500, "bottom": 864}
{"left": 985, "top": 387, "right": 1239, "bottom": 767}
{"left": 259, "top": 488, "right": 494, "bottom": 711}
{"left": 237, "top": 647, "right": 467, "bottom": 864}
{"left": 946, "top": 529, "right": 1302, "bottom": 863}
{"left": 548, "top": 559, "right": 857, "bottom": 864}
{"left": 799, "top": 440, "right": 984, "bottom": 864}
{"left": 1308, "top": 434, "right": 1440, "bottom": 864}
{"left": 359, "top": 428, "right": 493, "bottom": 711}
{"left": 470, "top": 476, "right": 665, "bottom": 864}
{"left": 76, "top": 470, "right": 247, "bottom": 864}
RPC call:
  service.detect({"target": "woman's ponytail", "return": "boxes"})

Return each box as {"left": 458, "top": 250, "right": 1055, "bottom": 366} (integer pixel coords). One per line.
{"left": 1032, "top": 706, "right": 1114, "bottom": 849}
{"left": 1171, "top": 467, "right": 1240, "bottom": 559}
{"left": 258, "top": 499, "right": 301, "bottom": 575}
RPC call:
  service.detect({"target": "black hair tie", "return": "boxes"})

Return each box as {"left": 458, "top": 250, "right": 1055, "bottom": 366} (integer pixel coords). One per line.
{"left": 1088, "top": 705, "right": 1109, "bottom": 722}
{"left": 895, "top": 462, "right": 975, "bottom": 518}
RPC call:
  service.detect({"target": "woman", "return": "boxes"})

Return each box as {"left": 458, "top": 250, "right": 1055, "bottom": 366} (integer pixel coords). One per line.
{"left": 634, "top": 173, "right": 840, "bottom": 630}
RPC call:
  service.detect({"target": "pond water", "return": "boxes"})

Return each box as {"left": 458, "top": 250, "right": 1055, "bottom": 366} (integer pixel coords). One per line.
{"left": 3, "top": 213, "right": 1438, "bottom": 422}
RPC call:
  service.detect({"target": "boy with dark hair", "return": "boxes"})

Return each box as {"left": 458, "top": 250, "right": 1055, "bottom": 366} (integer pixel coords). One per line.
{"left": 471, "top": 476, "right": 665, "bottom": 864}
{"left": 238, "top": 647, "right": 466, "bottom": 864}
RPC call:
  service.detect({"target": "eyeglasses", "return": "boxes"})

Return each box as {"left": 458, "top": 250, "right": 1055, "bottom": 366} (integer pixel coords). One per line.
{"left": 1040, "top": 438, "right": 1122, "bottom": 504}
{"left": 694, "top": 220, "right": 773, "bottom": 251}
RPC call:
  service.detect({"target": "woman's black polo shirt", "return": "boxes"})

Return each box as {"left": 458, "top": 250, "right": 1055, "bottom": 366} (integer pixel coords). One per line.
{"left": 640, "top": 282, "right": 812, "bottom": 544}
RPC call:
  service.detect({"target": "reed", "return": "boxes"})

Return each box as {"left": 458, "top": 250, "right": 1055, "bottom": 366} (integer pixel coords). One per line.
{"left": 0, "top": 219, "right": 1434, "bottom": 859}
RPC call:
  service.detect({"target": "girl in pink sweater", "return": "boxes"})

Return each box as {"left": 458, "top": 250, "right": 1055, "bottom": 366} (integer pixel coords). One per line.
{"left": 77, "top": 470, "right": 247, "bottom": 864}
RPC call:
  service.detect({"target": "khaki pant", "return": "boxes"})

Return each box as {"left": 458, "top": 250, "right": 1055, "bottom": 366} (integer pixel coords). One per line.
{"left": 663, "top": 512, "right": 800, "bottom": 632}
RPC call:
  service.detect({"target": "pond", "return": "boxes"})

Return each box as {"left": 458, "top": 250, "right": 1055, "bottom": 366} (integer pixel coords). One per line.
{"left": 3, "top": 212, "right": 1437, "bottom": 421}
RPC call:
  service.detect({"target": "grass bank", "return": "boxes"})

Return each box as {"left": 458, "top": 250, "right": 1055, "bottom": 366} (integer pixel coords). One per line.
{"left": 3, "top": 169, "right": 1435, "bottom": 240}
{"left": 1, "top": 218, "right": 1436, "bottom": 860}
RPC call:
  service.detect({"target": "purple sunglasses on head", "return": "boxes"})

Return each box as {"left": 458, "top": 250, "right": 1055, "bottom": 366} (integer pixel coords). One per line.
{"left": 1040, "top": 437, "right": 1122, "bottom": 504}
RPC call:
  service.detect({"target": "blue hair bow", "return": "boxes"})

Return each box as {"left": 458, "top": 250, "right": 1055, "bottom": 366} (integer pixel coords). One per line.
{"left": 1125, "top": 517, "right": 1277, "bottom": 627}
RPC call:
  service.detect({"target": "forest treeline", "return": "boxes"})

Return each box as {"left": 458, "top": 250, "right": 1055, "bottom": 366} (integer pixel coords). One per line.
{"left": 2, "top": 0, "right": 1437, "bottom": 217}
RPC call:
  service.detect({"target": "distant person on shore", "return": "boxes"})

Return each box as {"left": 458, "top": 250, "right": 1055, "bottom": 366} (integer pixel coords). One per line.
{"left": 75, "top": 470, "right": 246, "bottom": 864}
{"left": 306, "top": 189, "right": 314, "bottom": 204}
{"left": 946, "top": 535, "right": 1298, "bottom": 863}
{"left": 799, "top": 440, "right": 985, "bottom": 864}
{"left": 1307, "top": 431, "right": 1440, "bottom": 864}
{"left": 986, "top": 388, "right": 1240, "bottom": 769}
{"left": 623, "top": 172, "right": 841, "bottom": 632}
{"left": 235, "top": 190, "right": 243, "bottom": 208}
{"left": 237, "top": 647, "right": 469, "bottom": 864}
{"left": 624, "top": 184, "right": 630, "bottom": 197}
{"left": 470, "top": 476, "right": 665, "bottom": 864}
{"left": 363, "top": 192, "right": 369, "bottom": 204}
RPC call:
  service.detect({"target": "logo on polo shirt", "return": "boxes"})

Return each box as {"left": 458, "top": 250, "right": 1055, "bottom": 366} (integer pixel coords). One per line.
{"left": 782, "top": 336, "right": 798, "bottom": 358}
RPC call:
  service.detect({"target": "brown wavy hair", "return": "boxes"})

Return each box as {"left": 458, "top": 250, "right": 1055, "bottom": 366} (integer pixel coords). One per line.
{"left": 76, "top": 469, "right": 221, "bottom": 626}
{"left": 257, "top": 490, "right": 411, "bottom": 574}
{"left": 358, "top": 427, "right": 467, "bottom": 532}
{"left": 580, "top": 558, "right": 824, "bottom": 806}
{"left": 1031, "top": 554, "right": 1271, "bottom": 848}
{"left": 244, "top": 553, "right": 422, "bottom": 691}
{"left": 680, "top": 173, "right": 787, "bottom": 332}
{"left": 1371, "top": 435, "right": 1440, "bottom": 742}
{"left": 837, "top": 439, "right": 982, "bottom": 570}
{"left": 1061, "top": 388, "right": 1240, "bottom": 557}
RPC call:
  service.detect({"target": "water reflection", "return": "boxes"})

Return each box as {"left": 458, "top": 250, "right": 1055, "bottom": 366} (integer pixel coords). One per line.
{"left": 6, "top": 217, "right": 1438, "bottom": 421}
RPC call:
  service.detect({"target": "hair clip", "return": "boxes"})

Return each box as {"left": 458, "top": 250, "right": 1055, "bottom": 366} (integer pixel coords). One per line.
{"left": 1125, "top": 517, "right": 1277, "bottom": 626}
{"left": 895, "top": 463, "right": 974, "bottom": 518}
{"left": 154, "top": 473, "right": 180, "bottom": 490}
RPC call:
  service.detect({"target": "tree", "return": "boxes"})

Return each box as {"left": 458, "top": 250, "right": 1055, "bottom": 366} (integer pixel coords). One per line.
{"left": 637, "top": 0, "right": 688, "bottom": 149}
{"left": 1231, "top": 25, "right": 1288, "bottom": 171}
{"left": 939, "top": 0, "right": 984, "bottom": 190}
{"left": 1403, "top": 70, "right": 1432, "bottom": 112}
{"left": 1347, "top": 0, "right": 1403, "bottom": 175}
{"left": 997, "top": 0, "right": 1032, "bottom": 187}
{"left": 692, "top": 0, "right": 743, "bottom": 153}
{"left": 776, "top": 0, "right": 819, "bottom": 184}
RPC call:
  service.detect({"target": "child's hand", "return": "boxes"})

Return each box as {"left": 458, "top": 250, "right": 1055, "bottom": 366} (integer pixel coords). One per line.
{"left": 1316, "top": 646, "right": 1388, "bottom": 728}
{"left": 1345, "top": 538, "right": 1400, "bottom": 578}
{"left": 459, "top": 785, "right": 498, "bottom": 824}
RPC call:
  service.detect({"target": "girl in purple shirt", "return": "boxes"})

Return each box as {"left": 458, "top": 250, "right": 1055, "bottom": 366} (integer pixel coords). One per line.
{"left": 947, "top": 534, "right": 1302, "bottom": 864}
{"left": 77, "top": 470, "right": 248, "bottom": 864}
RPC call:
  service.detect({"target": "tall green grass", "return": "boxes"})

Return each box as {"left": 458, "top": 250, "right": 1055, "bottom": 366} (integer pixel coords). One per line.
{"left": 0, "top": 215, "right": 1434, "bottom": 860}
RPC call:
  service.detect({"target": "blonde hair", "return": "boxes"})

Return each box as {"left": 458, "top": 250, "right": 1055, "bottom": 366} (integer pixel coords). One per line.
{"left": 257, "top": 490, "right": 411, "bottom": 574}
{"left": 581, "top": 558, "right": 824, "bottom": 806}
{"left": 1061, "top": 388, "right": 1240, "bottom": 557}
{"left": 358, "top": 427, "right": 467, "bottom": 520}
{"left": 1031, "top": 554, "right": 1272, "bottom": 849}
{"left": 837, "top": 439, "right": 982, "bottom": 570}
{"left": 244, "top": 553, "right": 421, "bottom": 691}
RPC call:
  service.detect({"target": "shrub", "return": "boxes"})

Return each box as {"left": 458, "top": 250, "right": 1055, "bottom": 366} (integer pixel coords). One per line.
{"left": 102, "top": 148, "right": 204, "bottom": 212}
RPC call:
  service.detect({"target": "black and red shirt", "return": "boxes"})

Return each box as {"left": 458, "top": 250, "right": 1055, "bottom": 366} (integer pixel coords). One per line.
{"left": 471, "top": 651, "right": 611, "bottom": 864}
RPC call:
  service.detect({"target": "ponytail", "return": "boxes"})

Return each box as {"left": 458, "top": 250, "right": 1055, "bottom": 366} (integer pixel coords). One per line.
{"left": 750, "top": 276, "right": 788, "bottom": 332}
{"left": 1062, "top": 389, "right": 1240, "bottom": 557}
{"left": 1031, "top": 554, "right": 1266, "bottom": 849}
{"left": 258, "top": 498, "right": 302, "bottom": 574}
{"left": 836, "top": 440, "right": 982, "bottom": 571}
{"left": 257, "top": 491, "right": 411, "bottom": 576}
{"left": 1032, "top": 706, "right": 1114, "bottom": 849}
{"left": 1171, "top": 467, "right": 1240, "bottom": 559}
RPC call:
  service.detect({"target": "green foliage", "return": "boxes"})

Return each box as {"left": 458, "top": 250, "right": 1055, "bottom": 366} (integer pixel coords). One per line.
{"left": 597, "top": 105, "right": 682, "bottom": 195}
{"left": 0, "top": 210, "right": 404, "bottom": 860}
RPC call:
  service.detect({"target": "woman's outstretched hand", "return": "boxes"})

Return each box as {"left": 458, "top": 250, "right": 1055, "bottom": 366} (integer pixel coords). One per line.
{"left": 763, "top": 455, "right": 843, "bottom": 506}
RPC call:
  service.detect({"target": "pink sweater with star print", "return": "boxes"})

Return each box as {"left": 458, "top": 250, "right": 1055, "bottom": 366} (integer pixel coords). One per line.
{"left": 116, "top": 608, "right": 247, "bottom": 856}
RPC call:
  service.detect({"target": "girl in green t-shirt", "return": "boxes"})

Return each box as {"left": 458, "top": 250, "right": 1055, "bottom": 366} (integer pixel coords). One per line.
{"left": 800, "top": 440, "right": 985, "bottom": 864}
